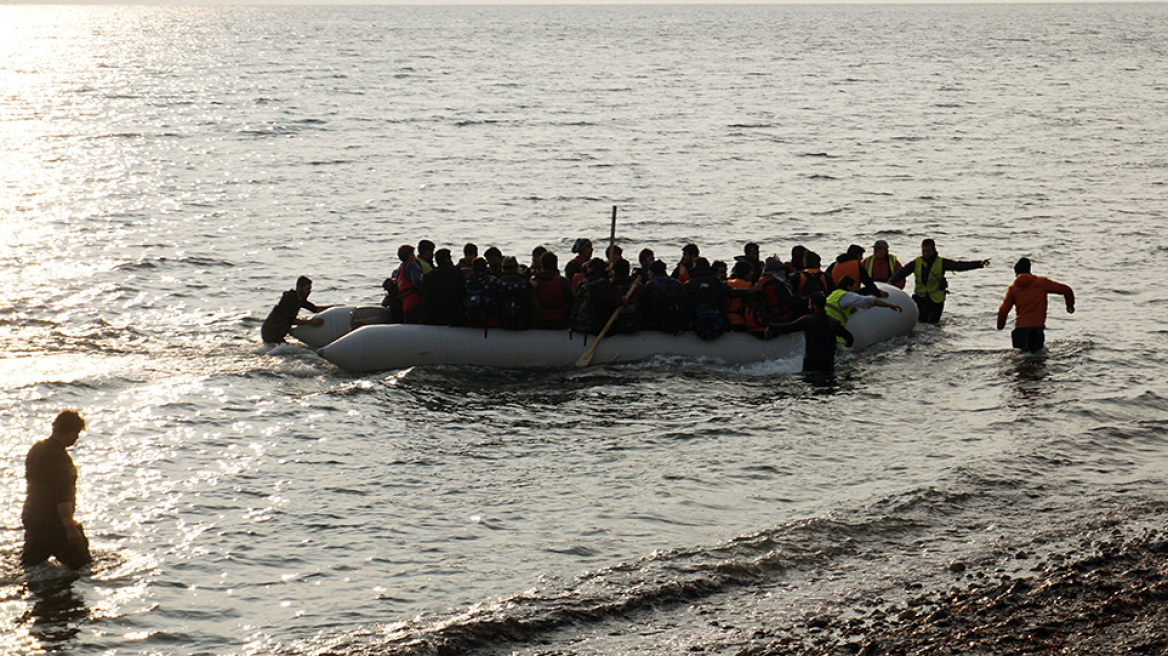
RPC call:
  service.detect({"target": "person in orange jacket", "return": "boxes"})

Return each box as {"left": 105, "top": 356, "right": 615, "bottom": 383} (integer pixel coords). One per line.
{"left": 996, "top": 257, "right": 1075, "bottom": 353}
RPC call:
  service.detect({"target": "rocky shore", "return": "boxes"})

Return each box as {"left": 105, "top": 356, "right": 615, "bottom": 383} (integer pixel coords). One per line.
{"left": 747, "top": 528, "right": 1168, "bottom": 656}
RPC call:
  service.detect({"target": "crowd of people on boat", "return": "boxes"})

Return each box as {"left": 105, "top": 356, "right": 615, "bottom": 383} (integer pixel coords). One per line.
{"left": 372, "top": 237, "right": 928, "bottom": 344}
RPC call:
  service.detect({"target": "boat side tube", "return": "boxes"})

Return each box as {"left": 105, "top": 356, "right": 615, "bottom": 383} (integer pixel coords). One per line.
{"left": 842, "top": 283, "right": 917, "bottom": 351}
{"left": 290, "top": 306, "right": 356, "bottom": 350}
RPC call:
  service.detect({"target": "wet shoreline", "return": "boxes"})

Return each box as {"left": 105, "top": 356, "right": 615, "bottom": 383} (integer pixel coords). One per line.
{"left": 468, "top": 500, "right": 1168, "bottom": 656}
{"left": 757, "top": 525, "right": 1168, "bottom": 655}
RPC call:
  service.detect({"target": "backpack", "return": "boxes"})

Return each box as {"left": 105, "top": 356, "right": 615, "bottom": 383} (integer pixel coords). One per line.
{"left": 496, "top": 279, "right": 532, "bottom": 331}
{"left": 569, "top": 278, "right": 602, "bottom": 334}
{"left": 693, "top": 308, "right": 726, "bottom": 341}
{"left": 799, "top": 270, "right": 831, "bottom": 297}
{"left": 463, "top": 277, "right": 494, "bottom": 325}
{"left": 614, "top": 286, "right": 641, "bottom": 334}
{"left": 649, "top": 277, "right": 690, "bottom": 333}
{"left": 380, "top": 277, "right": 405, "bottom": 324}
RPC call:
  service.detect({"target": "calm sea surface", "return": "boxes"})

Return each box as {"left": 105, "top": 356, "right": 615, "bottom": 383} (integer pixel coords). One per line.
{"left": 2, "top": 4, "right": 1167, "bottom": 654}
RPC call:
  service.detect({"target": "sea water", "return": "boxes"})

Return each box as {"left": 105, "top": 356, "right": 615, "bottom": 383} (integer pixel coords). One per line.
{"left": 1, "top": 4, "right": 1167, "bottom": 654}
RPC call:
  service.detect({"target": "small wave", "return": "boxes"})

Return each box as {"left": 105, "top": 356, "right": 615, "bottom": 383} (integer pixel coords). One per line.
{"left": 86, "top": 132, "right": 147, "bottom": 140}
{"left": 453, "top": 119, "right": 508, "bottom": 127}
{"left": 114, "top": 256, "right": 236, "bottom": 271}
{"left": 236, "top": 125, "right": 301, "bottom": 138}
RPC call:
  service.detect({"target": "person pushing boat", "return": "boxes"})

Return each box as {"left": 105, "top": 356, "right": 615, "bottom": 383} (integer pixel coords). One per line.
{"left": 261, "top": 276, "right": 333, "bottom": 344}
{"left": 765, "top": 292, "right": 854, "bottom": 376}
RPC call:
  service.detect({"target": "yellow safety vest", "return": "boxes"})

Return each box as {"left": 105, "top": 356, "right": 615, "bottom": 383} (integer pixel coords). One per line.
{"left": 913, "top": 257, "right": 946, "bottom": 302}
{"left": 825, "top": 289, "right": 853, "bottom": 344}
{"left": 864, "top": 254, "right": 901, "bottom": 281}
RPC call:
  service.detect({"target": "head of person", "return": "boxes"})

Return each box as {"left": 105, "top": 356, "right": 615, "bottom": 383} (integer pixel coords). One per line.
{"left": 804, "top": 251, "right": 822, "bottom": 269}
{"left": 731, "top": 260, "right": 753, "bottom": 280}
{"left": 838, "top": 275, "right": 855, "bottom": 291}
{"left": 502, "top": 256, "right": 519, "bottom": 274}
{"left": 541, "top": 251, "right": 559, "bottom": 273}
{"left": 808, "top": 291, "right": 826, "bottom": 313}
{"left": 873, "top": 239, "right": 889, "bottom": 257}
{"left": 463, "top": 242, "right": 479, "bottom": 259}
{"left": 52, "top": 409, "right": 86, "bottom": 446}
{"left": 606, "top": 244, "right": 623, "bottom": 261}
{"left": 846, "top": 244, "right": 865, "bottom": 261}
{"left": 921, "top": 238, "right": 937, "bottom": 259}
{"left": 572, "top": 238, "right": 593, "bottom": 259}
{"left": 691, "top": 257, "right": 711, "bottom": 275}
{"left": 744, "top": 242, "right": 760, "bottom": 262}
{"left": 484, "top": 246, "right": 503, "bottom": 267}
{"left": 531, "top": 245, "right": 547, "bottom": 266}
{"left": 764, "top": 257, "right": 787, "bottom": 280}
{"left": 471, "top": 257, "right": 488, "bottom": 274}
{"left": 712, "top": 260, "right": 728, "bottom": 280}
{"left": 791, "top": 245, "right": 807, "bottom": 269}
{"left": 417, "top": 240, "right": 436, "bottom": 260}
{"left": 435, "top": 248, "right": 454, "bottom": 268}
{"left": 681, "top": 243, "right": 700, "bottom": 265}
{"left": 586, "top": 257, "right": 607, "bottom": 275}
{"left": 649, "top": 260, "right": 668, "bottom": 278}
{"left": 295, "top": 275, "right": 313, "bottom": 299}
{"left": 611, "top": 259, "right": 631, "bottom": 280}
{"left": 1014, "top": 257, "right": 1032, "bottom": 275}
{"left": 397, "top": 244, "right": 415, "bottom": 263}
{"left": 638, "top": 248, "right": 655, "bottom": 269}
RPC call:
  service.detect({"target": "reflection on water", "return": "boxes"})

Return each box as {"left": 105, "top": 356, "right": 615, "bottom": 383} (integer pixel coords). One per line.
{"left": 1006, "top": 350, "right": 1052, "bottom": 406}
{"left": 1, "top": 548, "right": 140, "bottom": 655}
{"left": 23, "top": 571, "right": 89, "bottom": 647}
{"left": 0, "top": 555, "right": 90, "bottom": 654}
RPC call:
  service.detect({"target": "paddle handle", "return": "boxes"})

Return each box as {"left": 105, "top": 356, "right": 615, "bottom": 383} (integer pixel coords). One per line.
{"left": 607, "top": 205, "right": 618, "bottom": 262}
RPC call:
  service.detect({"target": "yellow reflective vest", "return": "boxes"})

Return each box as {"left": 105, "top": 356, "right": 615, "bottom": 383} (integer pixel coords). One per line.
{"left": 913, "top": 257, "right": 946, "bottom": 302}
{"left": 824, "top": 288, "right": 853, "bottom": 344}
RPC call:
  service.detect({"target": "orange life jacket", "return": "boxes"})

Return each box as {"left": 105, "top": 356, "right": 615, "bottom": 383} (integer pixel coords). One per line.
{"left": 830, "top": 259, "right": 862, "bottom": 288}
{"left": 723, "top": 278, "right": 753, "bottom": 328}
{"left": 797, "top": 268, "right": 831, "bottom": 297}
{"left": 397, "top": 264, "right": 422, "bottom": 319}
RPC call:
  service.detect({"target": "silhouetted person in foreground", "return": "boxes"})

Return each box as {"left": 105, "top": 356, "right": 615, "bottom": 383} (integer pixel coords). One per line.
{"left": 23, "top": 410, "right": 92, "bottom": 569}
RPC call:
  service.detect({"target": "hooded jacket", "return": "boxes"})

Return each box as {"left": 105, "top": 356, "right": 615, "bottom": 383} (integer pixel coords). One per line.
{"left": 997, "top": 273, "right": 1074, "bottom": 330}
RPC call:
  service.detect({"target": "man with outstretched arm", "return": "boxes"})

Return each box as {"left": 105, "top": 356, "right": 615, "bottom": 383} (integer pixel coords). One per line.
{"left": 888, "top": 238, "right": 989, "bottom": 323}
{"left": 997, "top": 257, "right": 1075, "bottom": 353}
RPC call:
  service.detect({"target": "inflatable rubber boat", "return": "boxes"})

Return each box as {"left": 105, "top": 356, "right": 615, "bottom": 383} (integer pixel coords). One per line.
{"left": 293, "top": 284, "right": 917, "bottom": 373}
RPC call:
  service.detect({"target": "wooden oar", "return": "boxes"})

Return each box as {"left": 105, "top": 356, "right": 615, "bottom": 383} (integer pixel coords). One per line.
{"left": 575, "top": 279, "right": 641, "bottom": 368}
